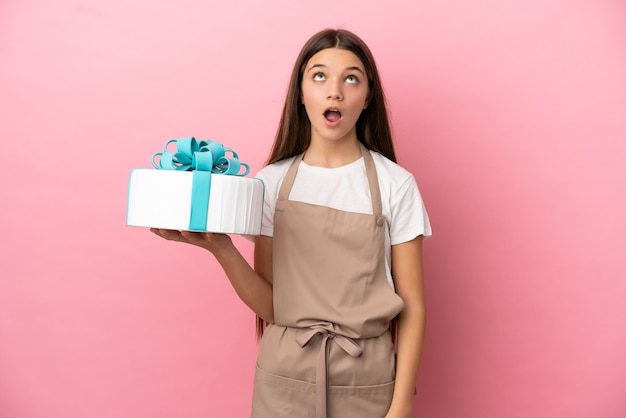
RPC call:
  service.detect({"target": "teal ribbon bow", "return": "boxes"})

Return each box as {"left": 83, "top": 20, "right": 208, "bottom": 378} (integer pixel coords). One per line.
{"left": 151, "top": 137, "right": 250, "bottom": 176}
{"left": 151, "top": 137, "right": 251, "bottom": 231}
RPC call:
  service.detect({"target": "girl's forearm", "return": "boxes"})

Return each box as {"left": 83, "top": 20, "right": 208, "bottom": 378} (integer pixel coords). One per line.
{"left": 212, "top": 244, "right": 274, "bottom": 322}
{"left": 150, "top": 229, "right": 274, "bottom": 321}
{"left": 387, "top": 303, "right": 426, "bottom": 417}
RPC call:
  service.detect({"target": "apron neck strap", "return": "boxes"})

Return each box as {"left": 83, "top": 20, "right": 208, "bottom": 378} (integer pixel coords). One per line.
{"left": 278, "top": 152, "right": 305, "bottom": 201}
{"left": 360, "top": 143, "right": 383, "bottom": 217}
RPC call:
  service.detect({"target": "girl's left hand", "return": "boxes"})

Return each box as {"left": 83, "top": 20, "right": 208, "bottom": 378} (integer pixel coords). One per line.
{"left": 384, "top": 404, "right": 413, "bottom": 418}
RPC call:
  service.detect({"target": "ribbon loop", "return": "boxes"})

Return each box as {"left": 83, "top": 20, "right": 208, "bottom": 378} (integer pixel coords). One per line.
{"left": 193, "top": 150, "right": 215, "bottom": 172}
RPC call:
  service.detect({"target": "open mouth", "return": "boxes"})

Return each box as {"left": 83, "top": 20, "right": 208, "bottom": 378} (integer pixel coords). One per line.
{"left": 324, "top": 108, "right": 342, "bottom": 122}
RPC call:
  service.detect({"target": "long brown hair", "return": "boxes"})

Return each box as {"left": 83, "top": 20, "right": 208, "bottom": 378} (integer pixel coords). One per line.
{"left": 266, "top": 28, "right": 396, "bottom": 164}
{"left": 257, "top": 29, "right": 398, "bottom": 339}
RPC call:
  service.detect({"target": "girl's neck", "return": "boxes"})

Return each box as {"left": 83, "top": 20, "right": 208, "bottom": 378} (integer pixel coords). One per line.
{"left": 303, "top": 137, "right": 362, "bottom": 168}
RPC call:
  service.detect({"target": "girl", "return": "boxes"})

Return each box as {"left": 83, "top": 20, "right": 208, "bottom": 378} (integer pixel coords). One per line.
{"left": 152, "top": 28, "right": 431, "bottom": 418}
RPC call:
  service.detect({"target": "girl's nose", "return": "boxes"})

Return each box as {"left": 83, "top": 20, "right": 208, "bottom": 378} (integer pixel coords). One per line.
{"left": 327, "top": 80, "right": 343, "bottom": 101}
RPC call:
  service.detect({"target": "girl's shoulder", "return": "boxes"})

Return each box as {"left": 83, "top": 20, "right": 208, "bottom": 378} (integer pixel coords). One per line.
{"left": 369, "top": 151, "right": 415, "bottom": 186}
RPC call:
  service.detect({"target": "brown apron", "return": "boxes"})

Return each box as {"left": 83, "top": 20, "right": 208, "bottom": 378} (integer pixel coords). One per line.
{"left": 251, "top": 144, "right": 405, "bottom": 418}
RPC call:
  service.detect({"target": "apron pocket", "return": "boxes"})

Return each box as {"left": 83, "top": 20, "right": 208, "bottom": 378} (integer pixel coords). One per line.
{"left": 328, "top": 380, "right": 395, "bottom": 418}
{"left": 252, "top": 364, "right": 316, "bottom": 418}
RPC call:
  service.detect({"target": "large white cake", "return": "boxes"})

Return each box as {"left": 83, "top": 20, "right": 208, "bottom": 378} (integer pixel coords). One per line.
{"left": 126, "top": 169, "right": 264, "bottom": 235}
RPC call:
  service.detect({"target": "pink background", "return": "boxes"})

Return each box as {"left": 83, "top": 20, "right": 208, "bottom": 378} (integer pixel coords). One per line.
{"left": 1, "top": 0, "right": 625, "bottom": 417}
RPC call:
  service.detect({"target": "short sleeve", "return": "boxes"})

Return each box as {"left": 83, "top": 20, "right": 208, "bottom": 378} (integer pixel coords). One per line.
{"left": 255, "top": 172, "right": 277, "bottom": 237}
{"left": 254, "top": 158, "right": 294, "bottom": 238}
{"left": 388, "top": 175, "right": 432, "bottom": 245}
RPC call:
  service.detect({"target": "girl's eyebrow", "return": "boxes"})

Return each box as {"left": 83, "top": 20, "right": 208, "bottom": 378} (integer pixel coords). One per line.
{"left": 306, "top": 63, "right": 366, "bottom": 75}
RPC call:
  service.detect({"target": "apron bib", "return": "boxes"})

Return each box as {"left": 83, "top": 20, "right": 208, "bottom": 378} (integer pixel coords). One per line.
{"left": 251, "top": 144, "right": 404, "bottom": 418}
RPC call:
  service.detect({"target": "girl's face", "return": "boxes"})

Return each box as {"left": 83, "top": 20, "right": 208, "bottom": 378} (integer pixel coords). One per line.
{"left": 301, "top": 48, "right": 370, "bottom": 145}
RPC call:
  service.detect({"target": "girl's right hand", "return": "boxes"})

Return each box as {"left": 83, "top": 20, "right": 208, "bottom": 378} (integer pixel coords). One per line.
{"left": 150, "top": 228, "right": 233, "bottom": 256}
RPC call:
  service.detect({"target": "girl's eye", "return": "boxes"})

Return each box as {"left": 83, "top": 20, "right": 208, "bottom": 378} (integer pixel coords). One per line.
{"left": 313, "top": 72, "right": 325, "bottom": 81}
{"left": 346, "top": 75, "right": 359, "bottom": 84}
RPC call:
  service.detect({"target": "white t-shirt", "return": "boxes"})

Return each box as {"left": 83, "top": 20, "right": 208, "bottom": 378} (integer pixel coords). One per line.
{"left": 255, "top": 150, "right": 432, "bottom": 289}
